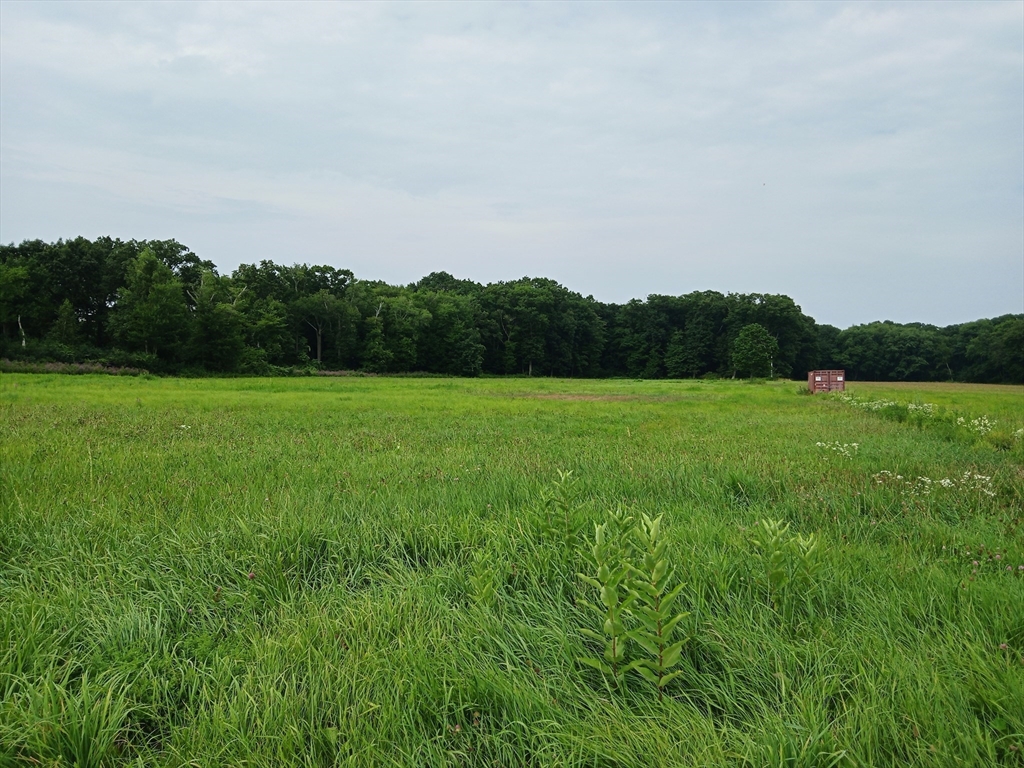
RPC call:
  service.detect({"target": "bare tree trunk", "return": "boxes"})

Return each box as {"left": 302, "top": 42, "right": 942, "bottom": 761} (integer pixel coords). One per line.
{"left": 305, "top": 319, "right": 324, "bottom": 362}
{"left": 18, "top": 315, "right": 26, "bottom": 348}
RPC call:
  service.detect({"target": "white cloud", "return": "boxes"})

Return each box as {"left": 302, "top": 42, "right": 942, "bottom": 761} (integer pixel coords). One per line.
{"left": 1, "top": 0, "right": 1020, "bottom": 327}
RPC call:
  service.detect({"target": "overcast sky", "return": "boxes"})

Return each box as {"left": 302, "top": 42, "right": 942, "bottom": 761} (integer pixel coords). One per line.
{"left": 1, "top": 1, "right": 1021, "bottom": 328}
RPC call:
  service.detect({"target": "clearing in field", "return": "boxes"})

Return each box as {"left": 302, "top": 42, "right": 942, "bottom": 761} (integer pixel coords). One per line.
{"left": 1, "top": 375, "right": 1023, "bottom": 766}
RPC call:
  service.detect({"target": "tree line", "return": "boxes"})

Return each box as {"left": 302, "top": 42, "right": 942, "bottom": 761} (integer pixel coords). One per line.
{"left": 1, "top": 236, "right": 1020, "bottom": 382}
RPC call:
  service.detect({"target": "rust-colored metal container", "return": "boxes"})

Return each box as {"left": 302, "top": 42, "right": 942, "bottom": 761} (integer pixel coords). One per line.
{"left": 808, "top": 369, "right": 845, "bottom": 394}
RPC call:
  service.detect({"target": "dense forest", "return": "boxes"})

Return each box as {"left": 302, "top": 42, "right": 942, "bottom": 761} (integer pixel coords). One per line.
{"left": 1, "top": 236, "right": 1021, "bottom": 382}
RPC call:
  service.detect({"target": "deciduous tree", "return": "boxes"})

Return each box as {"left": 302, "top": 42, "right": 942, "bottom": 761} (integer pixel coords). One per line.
{"left": 732, "top": 323, "right": 779, "bottom": 378}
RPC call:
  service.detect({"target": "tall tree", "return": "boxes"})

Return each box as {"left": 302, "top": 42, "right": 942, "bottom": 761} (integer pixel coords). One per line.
{"left": 0, "top": 261, "right": 30, "bottom": 347}
{"left": 293, "top": 290, "right": 345, "bottom": 364}
{"left": 109, "top": 249, "right": 189, "bottom": 359}
{"left": 414, "top": 290, "right": 485, "bottom": 376}
{"left": 49, "top": 300, "right": 82, "bottom": 346}
{"left": 836, "top": 322, "right": 948, "bottom": 381}
{"left": 664, "top": 330, "right": 688, "bottom": 379}
{"left": 732, "top": 323, "right": 779, "bottom": 378}
{"left": 185, "top": 272, "right": 245, "bottom": 371}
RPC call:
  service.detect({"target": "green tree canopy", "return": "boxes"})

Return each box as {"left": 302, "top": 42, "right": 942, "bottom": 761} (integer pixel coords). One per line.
{"left": 109, "top": 249, "right": 189, "bottom": 359}
{"left": 3, "top": 235, "right": 1020, "bottom": 383}
{"left": 732, "top": 323, "right": 779, "bottom": 378}
{"left": 185, "top": 272, "right": 245, "bottom": 371}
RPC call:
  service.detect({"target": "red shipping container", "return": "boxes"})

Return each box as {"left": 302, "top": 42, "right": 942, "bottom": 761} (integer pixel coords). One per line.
{"left": 808, "top": 369, "right": 845, "bottom": 394}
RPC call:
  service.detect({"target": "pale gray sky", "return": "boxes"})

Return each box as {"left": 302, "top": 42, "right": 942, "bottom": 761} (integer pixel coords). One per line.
{"left": 1, "top": 1, "right": 1021, "bottom": 328}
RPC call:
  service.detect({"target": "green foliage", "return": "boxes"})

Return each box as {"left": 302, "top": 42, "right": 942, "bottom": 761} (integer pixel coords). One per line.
{"left": 48, "top": 299, "right": 82, "bottom": 346}
{"left": 822, "top": 315, "right": 1024, "bottom": 384}
{"left": 0, "top": 376, "right": 1019, "bottom": 765}
{"left": 109, "top": 248, "right": 189, "bottom": 359}
{"left": 16, "top": 671, "right": 133, "bottom": 768}
{"left": 3, "top": 236, "right": 1021, "bottom": 381}
{"left": 732, "top": 322, "right": 780, "bottom": 378}
{"left": 833, "top": 388, "right": 1024, "bottom": 457}
{"left": 577, "top": 514, "right": 636, "bottom": 687}
{"left": 576, "top": 510, "right": 691, "bottom": 698}
{"left": 0, "top": 262, "right": 30, "bottom": 330}
{"left": 468, "top": 549, "right": 498, "bottom": 607}
{"left": 235, "top": 295, "right": 291, "bottom": 366}
{"left": 626, "top": 514, "right": 690, "bottom": 699}
{"left": 361, "top": 315, "right": 393, "bottom": 373}
{"left": 292, "top": 289, "right": 347, "bottom": 364}
{"left": 539, "top": 469, "right": 583, "bottom": 541}
{"left": 751, "top": 519, "right": 823, "bottom": 623}
{"left": 663, "top": 329, "right": 688, "bottom": 379}
{"left": 185, "top": 272, "right": 245, "bottom": 371}
{"left": 1, "top": 335, "right": 1023, "bottom": 765}
{"left": 963, "top": 316, "right": 1024, "bottom": 384}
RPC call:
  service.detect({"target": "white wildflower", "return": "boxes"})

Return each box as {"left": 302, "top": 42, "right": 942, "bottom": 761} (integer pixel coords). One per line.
{"left": 872, "top": 469, "right": 995, "bottom": 498}
{"left": 816, "top": 441, "right": 859, "bottom": 459}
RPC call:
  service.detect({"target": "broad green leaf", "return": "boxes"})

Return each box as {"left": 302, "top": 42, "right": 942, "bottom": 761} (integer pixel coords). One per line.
{"left": 661, "top": 583, "right": 686, "bottom": 609}
{"left": 577, "top": 574, "right": 602, "bottom": 590}
{"left": 630, "top": 634, "right": 660, "bottom": 657}
{"left": 578, "top": 657, "right": 613, "bottom": 675}
{"left": 658, "top": 670, "right": 685, "bottom": 687}
{"left": 633, "top": 664, "right": 660, "bottom": 685}
{"left": 662, "top": 641, "right": 686, "bottom": 668}
{"left": 662, "top": 613, "right": 689, "bottom": 637}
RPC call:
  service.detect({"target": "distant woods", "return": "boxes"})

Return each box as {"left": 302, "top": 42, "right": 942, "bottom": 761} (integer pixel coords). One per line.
{"left": 1, "top": 236, "right": 1021, "bottom": 382}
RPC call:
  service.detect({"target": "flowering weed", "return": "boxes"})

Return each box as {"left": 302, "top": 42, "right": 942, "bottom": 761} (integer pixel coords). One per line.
{"left": 957, "top": 415, "right": 996, "bottom": 435}
{"left": 625, "top": 514, "right": 690, "bottom": 699}
{"left": 873, "top": 469, "right": 996, "bottom": 498}
{"left": 832, "top": 390, "right": 1019, "bottom": 452}
{"left": 815, "top": 441, "right": 859, "bottom": 459}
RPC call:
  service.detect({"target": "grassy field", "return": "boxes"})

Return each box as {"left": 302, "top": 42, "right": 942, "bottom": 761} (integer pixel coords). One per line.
{"left": 848, "top": 381, "right": 1024, "bottom": 426}
{"left": 2, "top": 374, "right": 1023, "bottom": 767}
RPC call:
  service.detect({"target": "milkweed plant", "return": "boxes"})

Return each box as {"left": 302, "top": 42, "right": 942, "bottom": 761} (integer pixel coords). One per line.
{"left": 577, "top": 509, "right": 690, "bottom": 697}
{"left": 751, "top": 518, "right": 824, "bottom": 623}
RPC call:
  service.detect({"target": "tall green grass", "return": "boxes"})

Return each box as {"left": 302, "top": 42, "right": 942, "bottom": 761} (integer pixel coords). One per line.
{"left": 2, "top": 374, "right": 1022, "bottom": 766}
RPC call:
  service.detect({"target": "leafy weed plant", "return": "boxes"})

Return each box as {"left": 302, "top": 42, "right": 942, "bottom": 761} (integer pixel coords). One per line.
{"left": 577, "top": 510, "right": 690, "bottom": 699}
{"left": 538, "top": 469, "right": 584, "bottom": 542}
{"left": 577, "top": 510, "right": 635, "bottom": 687}
{"left": 625, "top": 514, "right": 690, "bottom": 700}
{"left": 468, "top": 548, "right": 498, "bottom": 608}
{"left": 751, "top": 519, "right": 823, "bottom": 624}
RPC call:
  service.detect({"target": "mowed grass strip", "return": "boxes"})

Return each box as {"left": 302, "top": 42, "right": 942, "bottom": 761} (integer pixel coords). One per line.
{"left": 1, "top": 374, "right": 1022, "bottom": 767}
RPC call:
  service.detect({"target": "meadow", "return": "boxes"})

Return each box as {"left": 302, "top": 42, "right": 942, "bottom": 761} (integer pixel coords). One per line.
{"left": 1, "top": 374, "right": 1022, "bottom": 767}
